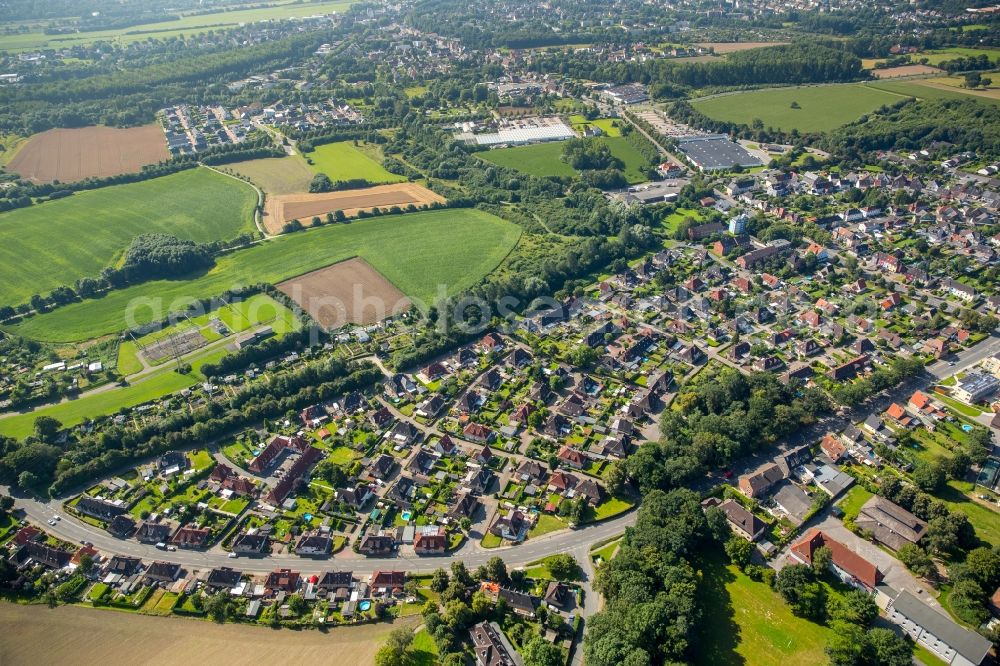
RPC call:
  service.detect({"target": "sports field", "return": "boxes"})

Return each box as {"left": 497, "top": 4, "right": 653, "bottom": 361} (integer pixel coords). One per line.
{"left": 691, "top": 84, "right": 902, "bottom": 132}
{"left": 7, "top": 125, "right": 169, "bottom": 183}
{"left": 304, "top": 141, "right": 406, "bottom": 184}
{"left": 0, "top": 0, "right": 356, "bottom": 52}
{"left": 694, "top": 551, "right": 831, "bottom": 666}
{"left": 227, "top": 154, "right": 315, "bottom": 194}
{"left": 479, "top": 136, "right": 649, "bottom": 183}
{"left": 5, "top": 209, "right": 521, "bottom": 343}
{"left": 0, "top": 167, "right": 257, "bottom": 305}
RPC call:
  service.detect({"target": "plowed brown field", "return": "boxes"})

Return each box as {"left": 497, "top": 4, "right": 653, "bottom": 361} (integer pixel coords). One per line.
{"left": 8, "top": 125, "right": 169, "bottom": 183}
{"left": 264, "top": 182, "right": 445, "bottom": 234}
{"left": 277, "top": 257, "right": 412, "bottom": 327}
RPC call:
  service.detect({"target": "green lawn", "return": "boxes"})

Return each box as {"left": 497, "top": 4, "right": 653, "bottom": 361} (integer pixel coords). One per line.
{"left": 837, "top": 485, "right": 873, "bottom": 521}
{"left": 0, "top": 167, "right": 257, "bottom": 305}
{"left": 590, "top": 537, "right": 622, "bottom": 566}
{"left": 694, "top": 550, "right": 832, "bottom": 666}
{"left": 303, "top": 141, "right": 405, "bottom": 184}
{"left": 0, "top": 0, "right": 356, "bottom": 51}
{"left": 590, "top": 497, "right": 633, "bottom": 520}
{"left": 479, "top": 142, "right": 577, "bottom": 179}
{"left": 409, "top": 629, "right": 439, "bottom": 666}
{"left": 691, "top": 84, "right": 903, "bottom": 132}
{"left": 664, "top": 207, "right": 704, "bottom": 235}
{"left": 479, "top": 136, "right": 649, "bottom": 183}
{"left": 6, "top": 209, "right": 522, "bottom": 343}
{"left": 936, "top": 481, "right": 1000, "bottom": 545}
{"left": 227, "top": 155, "right": 314, "bottom": 194}
{"left": 528, "top": 513, "right": 566, "bottom": 538}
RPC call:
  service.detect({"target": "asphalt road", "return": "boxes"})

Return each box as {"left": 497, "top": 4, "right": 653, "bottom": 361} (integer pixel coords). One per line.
{"left": 3, "top": 485, "right": 635, "bottom": 578}
{"left": 4, "top": 335, "right": 996, "bottom": 611}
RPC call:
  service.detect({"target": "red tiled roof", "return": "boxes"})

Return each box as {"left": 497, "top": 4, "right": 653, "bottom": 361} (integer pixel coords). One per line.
{"left": 791, "top": 529, "right": 881, "bottom": 589}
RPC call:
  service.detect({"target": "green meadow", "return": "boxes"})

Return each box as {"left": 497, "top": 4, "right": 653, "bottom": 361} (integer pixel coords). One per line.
{"left": 0, "top": 167, "right": 257, "bottom": 305}
{"left": 479, "top": 136, "right": 649, "bottom": 184}
{"left": 691, "top": 84, "right": 902, "bottom": 132}
{"left": 304, "top": 141, "right": 406, "bottom": 184}
{"left": 5, "top": 209, "right": 521, "bottom": 343}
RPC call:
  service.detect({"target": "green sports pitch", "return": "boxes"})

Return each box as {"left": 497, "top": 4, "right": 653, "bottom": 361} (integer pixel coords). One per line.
{"left": 5, "top": 208, "right": 521, "bottom": 343}
{"left": 690, "top": 84, "right": 904, "bottom": 133}
{"left": 0, "top": 167, "right": 257, "bottom": 305}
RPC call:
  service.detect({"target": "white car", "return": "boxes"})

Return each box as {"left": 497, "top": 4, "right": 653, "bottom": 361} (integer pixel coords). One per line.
{"left": 47, "top": 519, "right": 56, "bottom": 526}
{"left": 228, "top": 552, "right": 238, "bottom": 559}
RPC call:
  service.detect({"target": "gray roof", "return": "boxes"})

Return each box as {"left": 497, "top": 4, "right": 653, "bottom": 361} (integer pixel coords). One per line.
{"left": 891, "top": 591, "right": 992, "bottom": 664}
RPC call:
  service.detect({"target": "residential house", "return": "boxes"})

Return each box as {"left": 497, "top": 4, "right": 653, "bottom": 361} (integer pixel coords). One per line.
{"left": 790, "top": 529, "right": 881, "bottom": 592}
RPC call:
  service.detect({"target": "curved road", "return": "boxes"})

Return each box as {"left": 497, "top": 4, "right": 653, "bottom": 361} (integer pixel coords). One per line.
{"left": 2, "top": 485, "right": 634, "bottom": 577}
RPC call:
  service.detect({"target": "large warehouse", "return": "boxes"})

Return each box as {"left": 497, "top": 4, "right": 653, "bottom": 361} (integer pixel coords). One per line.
{"left": 676, "top": 134, "right": 764, "bottom": 171}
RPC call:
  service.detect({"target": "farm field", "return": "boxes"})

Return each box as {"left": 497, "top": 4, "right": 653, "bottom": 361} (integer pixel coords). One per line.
{"left": 871, "top": 64, "right": 942, "bottom": 79}
{"left": 0, "top": 0, "right": 356, "bottom": 52}
{"left": 695, "top": 41, "right": 788, "bottom": 53}
{"left": 278, "top": 257, "right": 411, "bottom": 327}
{"left": 479, "top": 136, "right": 649, "bottom": 183}
{"left": 264, "top": 183, "right": 445, "bottom": 233}
{"left": 0, "top": 603, "right": 413, "bottom": 665}
{"left": 0, "top": 167, "right": 257, "bottom": 306}
{"left": 0, "top": 133, "right": 29, "bottom": 167}
{"left": 226, "top": 154, "right": 315, "bottom": 194}
{"left": 691, "top": 84, "right": 902, "bottom": 132}
{"left": 5, "top": 209, "right": 522, "bottom": 343}
{"left": 694, "top": 550, "right": 831, "bottom": 666}
{"left": 304, "top": 141, "right": 406, "bottom": 184}
{"left": 864, "top": 80, "right": 1000, "bottom": 106}
{"left": 7, "top": 125, "right": 169, "bottom": 183}
{"left": 913, "top": 47, "right": 1000, "bottom": 67}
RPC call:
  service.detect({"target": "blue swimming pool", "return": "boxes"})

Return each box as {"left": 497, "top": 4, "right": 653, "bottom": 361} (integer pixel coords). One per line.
{"left": 401, "top": 510, "right": 412, "bottom": 521}
{"left": 359, "top": 600, "right": 372, "bottom": 612}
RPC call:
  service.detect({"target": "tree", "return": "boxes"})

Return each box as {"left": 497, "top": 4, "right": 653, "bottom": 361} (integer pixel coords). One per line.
{"left": 866, "top": 628, "right": 912, "bottom": 666}
{"left": 964, "top": 71, "right": 982, "bottom": 88}
{"left": 430, "top": 568, "right": 450, "bottom": 593}
{"left": 962, "top": 547, "right": 1000, "bottom": 592}
{"left": 912, "top": 461, "right": 946, "bottom": 492}
{"left": 78, "top": 553, "right": 95, "bottom": 575}
{"left": 774, "top": 564, "right": 826, "bottom": 620}
{"left": 287, "top": 594, "right": 307, "bottom": 616}
{"left": 825, "top": 621, "right": 869, "bottom": 665}
{"left": 826, "top": 589, "right": 877, "bottom": 627}
{"left": 546, "top": 553, "right": 582, "bottom": 581}
{"left": 897, "top": 544, "right": 936, "bottom": 580}
{"left": 204, "top": 592, "right": 231, "bottom": 623}
{"left": 483, "top": 556, "right": 509, "bottom": 585}
{"left": 33, "top": 416, "right": 63, "bottom": 442}
{"left": 523, "top": 636, "right": 564, "bottom": 666}
{"left": 811, "top": 545, "right": 832, "bottom": 576}
{"left": 949, "top": 578, "right": 989, "bottom": 625}
{"left": 724, "top": 536, "right": 753, "bottom": 568}
{"left": 704, "top": 505, "right": 731, "bottom": 543}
